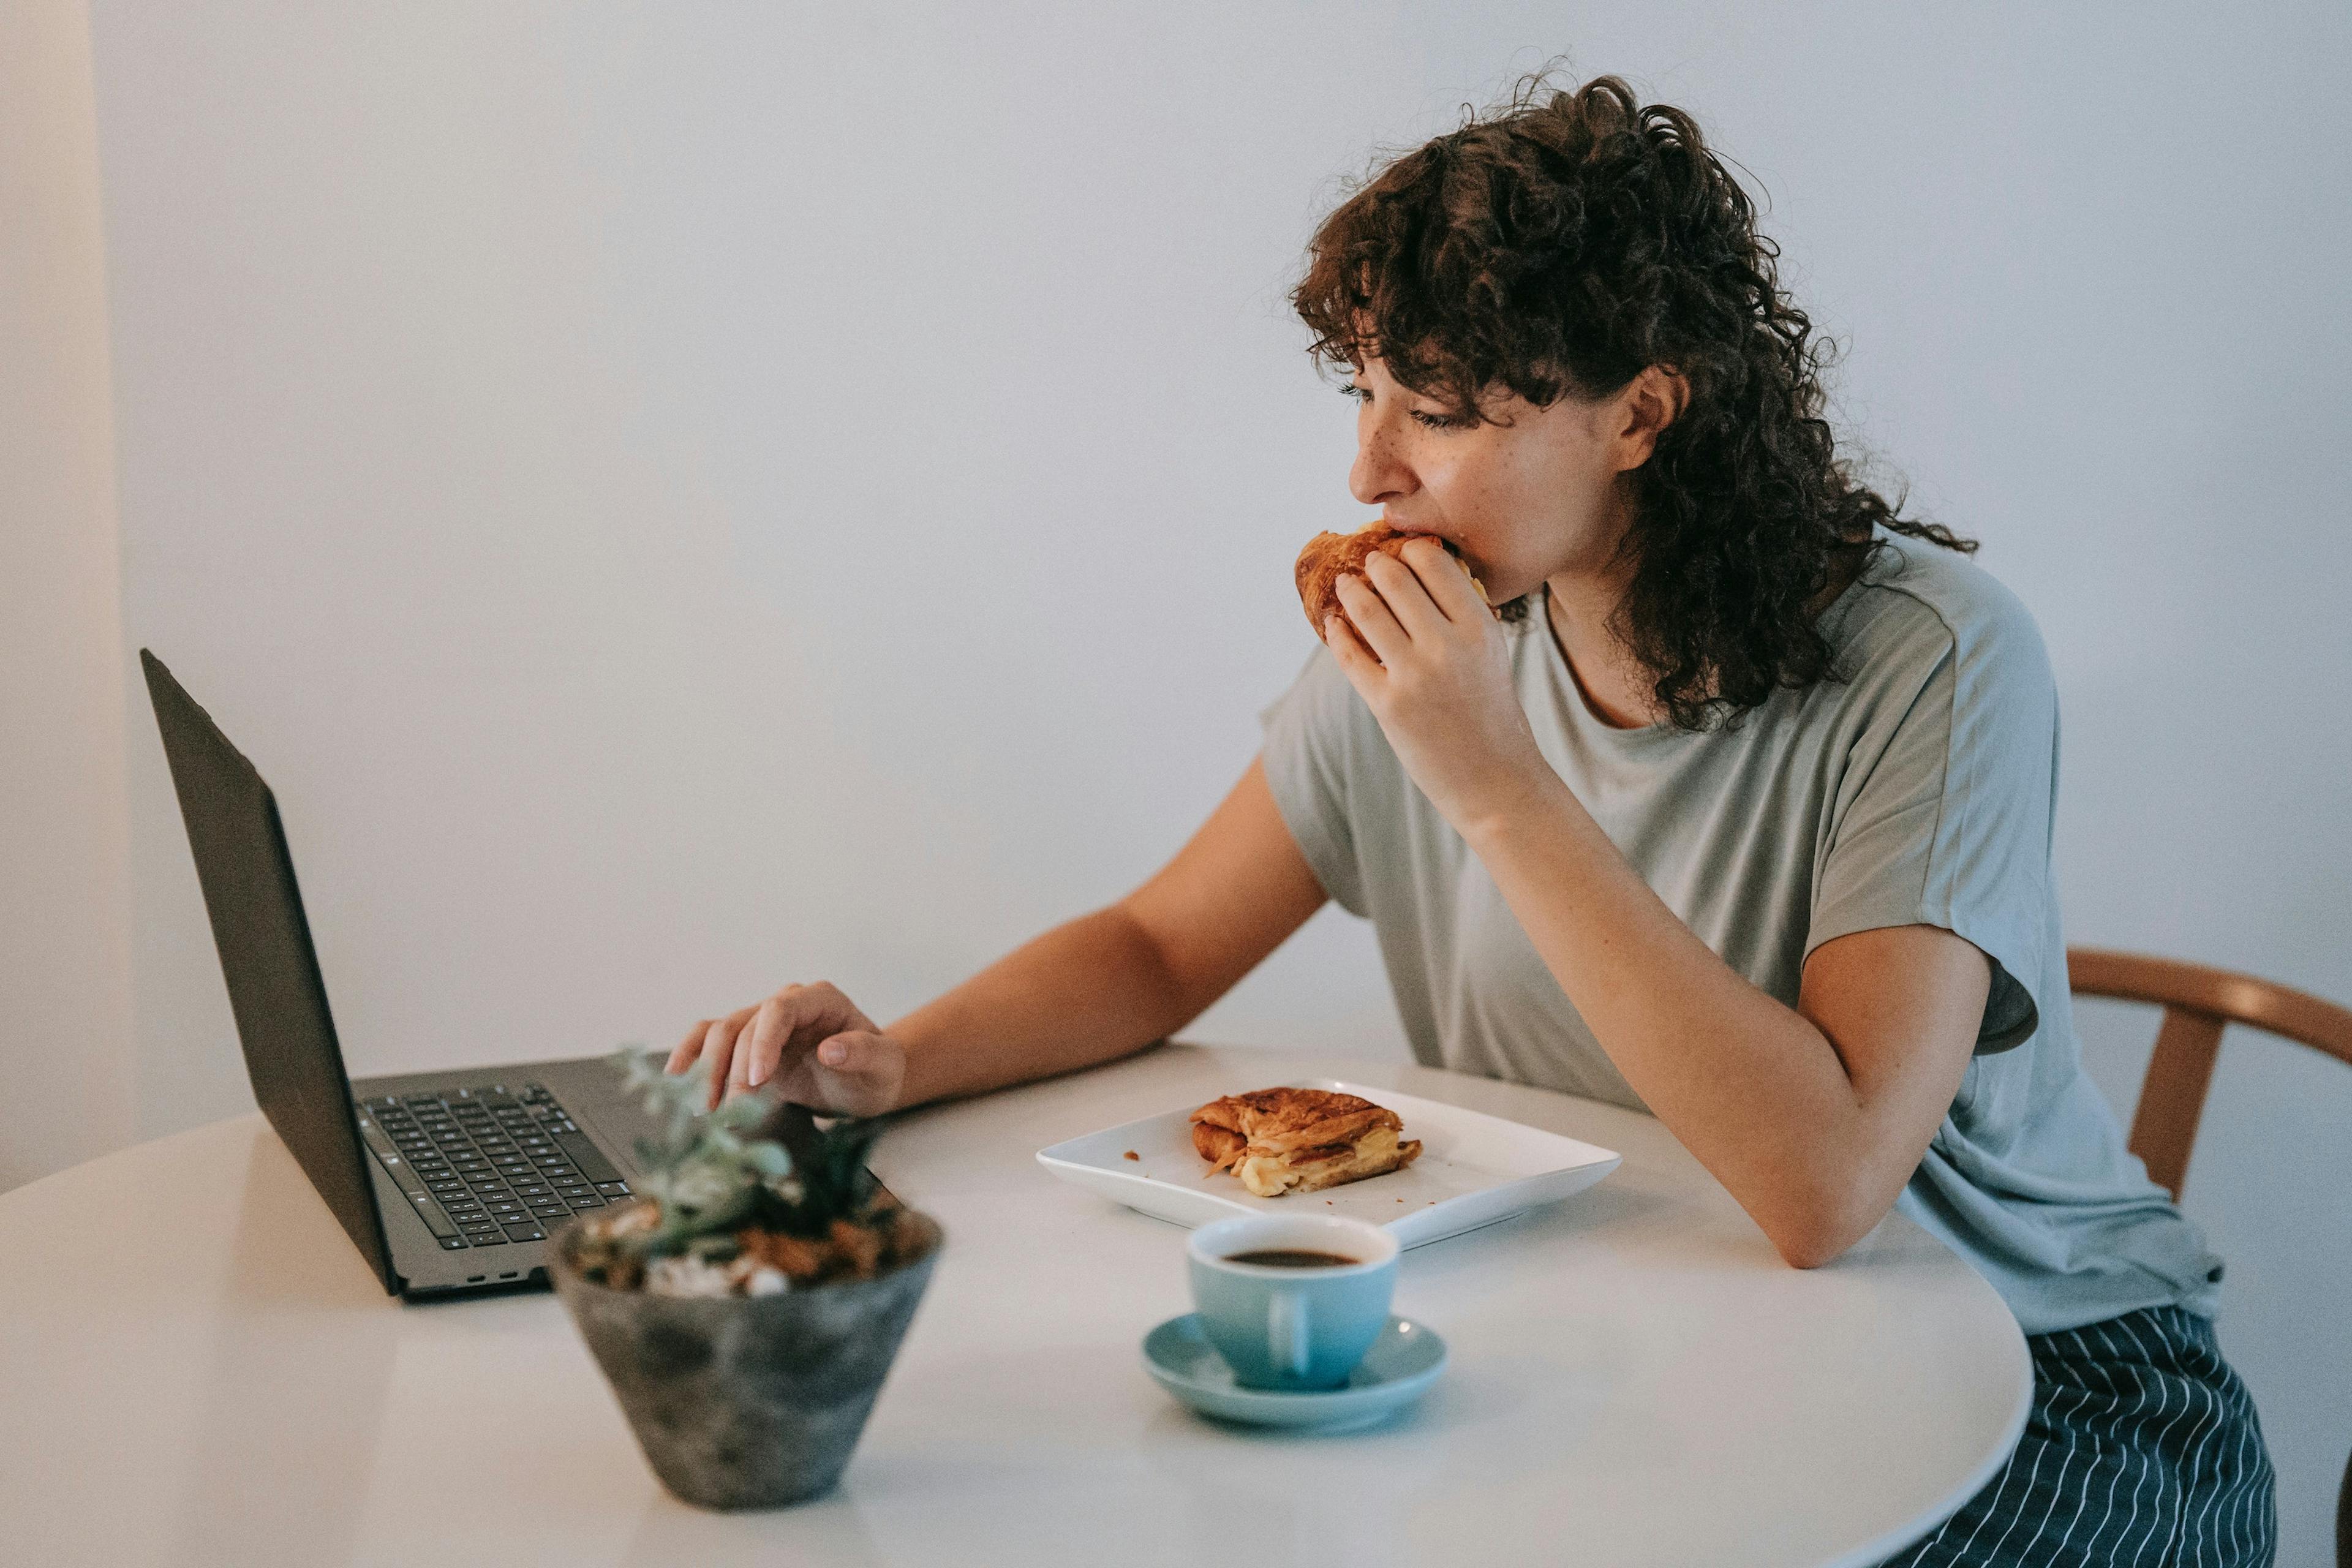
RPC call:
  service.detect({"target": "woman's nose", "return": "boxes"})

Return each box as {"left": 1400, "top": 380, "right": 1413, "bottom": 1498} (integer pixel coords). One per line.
{"left": 1349, "top": 434, "right": 1415, "bottom": 508}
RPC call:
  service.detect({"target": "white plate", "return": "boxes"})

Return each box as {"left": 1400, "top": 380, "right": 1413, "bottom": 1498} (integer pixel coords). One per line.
{"left": 1035, "top": 1077, "right": 1620, "bottom": 1249}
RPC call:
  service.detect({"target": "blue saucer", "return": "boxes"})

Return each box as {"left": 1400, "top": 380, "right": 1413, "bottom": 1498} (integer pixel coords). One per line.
{"left": 1142, "top": 1313, "right": 1446, "bottom": 1432}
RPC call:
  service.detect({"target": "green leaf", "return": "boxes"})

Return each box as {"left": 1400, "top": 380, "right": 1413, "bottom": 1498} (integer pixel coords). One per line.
{"left": 606, "top": 1052, "right": 908, "bottom": 1252}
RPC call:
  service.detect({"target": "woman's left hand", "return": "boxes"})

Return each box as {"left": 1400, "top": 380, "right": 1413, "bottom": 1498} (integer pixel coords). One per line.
{"left": 1323, "top": 538, "right": 1556, "bottom": 833}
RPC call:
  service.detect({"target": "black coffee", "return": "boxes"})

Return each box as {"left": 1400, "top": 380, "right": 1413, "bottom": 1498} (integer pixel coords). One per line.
{"left": 1225, "top": 1248, "right": 1360, "bottom": 1268}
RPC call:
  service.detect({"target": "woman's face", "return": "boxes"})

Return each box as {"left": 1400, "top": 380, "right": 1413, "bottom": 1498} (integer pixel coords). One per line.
{"left": 1343, "top": 354, "right": 1683, "bottom": 606}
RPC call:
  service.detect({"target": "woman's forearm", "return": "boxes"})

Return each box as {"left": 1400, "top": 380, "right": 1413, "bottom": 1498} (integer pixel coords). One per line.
{"left": 1461, "top": 774, "right": 1881, "bottom": 1254}
{"left": 883, "top": 906, "right": 1190, "bottom": 1112}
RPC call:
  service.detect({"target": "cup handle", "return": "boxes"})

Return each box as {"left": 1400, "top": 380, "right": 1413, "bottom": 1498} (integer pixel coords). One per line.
{"left": 1268, "top": 1292, "right": 1311, "bottom": 1379}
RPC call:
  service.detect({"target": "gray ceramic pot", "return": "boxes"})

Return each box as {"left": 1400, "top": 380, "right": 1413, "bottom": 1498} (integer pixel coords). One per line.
{"left": 551, "top": 1208, "right": 943, "bottom": 1510}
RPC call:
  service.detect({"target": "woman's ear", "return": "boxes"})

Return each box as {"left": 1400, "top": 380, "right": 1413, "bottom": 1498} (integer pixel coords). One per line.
{"left": 1612, "top": 365, "right": 1690, "bottom": 472}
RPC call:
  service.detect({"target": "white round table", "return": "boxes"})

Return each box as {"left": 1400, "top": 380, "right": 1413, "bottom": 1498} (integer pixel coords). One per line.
{"left": 0, "top": 1044, "right": 2028, "bottom": 1567}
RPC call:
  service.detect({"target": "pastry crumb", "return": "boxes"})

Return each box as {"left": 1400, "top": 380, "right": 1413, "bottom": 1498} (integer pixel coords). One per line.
{"left": 1122, "top": 1150, "right": 1139, "bottom": 1161}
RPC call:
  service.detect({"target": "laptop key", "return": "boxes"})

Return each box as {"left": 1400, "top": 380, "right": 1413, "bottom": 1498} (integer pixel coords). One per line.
{"left": 594, "top": 1182, "right": 631, "bottom": 1196}
{"left": 358, "top": 1112, "right": 466, "bottom": 1237}
{"left": 503, "top": 1226, "right": 546, "bottom": 1243}
{"left": 551, "top": 1131, "right": 624, "bottom": 1185}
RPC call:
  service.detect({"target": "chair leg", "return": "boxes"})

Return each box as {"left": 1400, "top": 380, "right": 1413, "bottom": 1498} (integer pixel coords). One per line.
{"left": 2339, "top": 1441, "right": 2351, "bottom": 1568}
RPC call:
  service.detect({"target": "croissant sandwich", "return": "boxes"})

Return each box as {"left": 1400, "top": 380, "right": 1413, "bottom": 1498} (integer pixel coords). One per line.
{"left": 1189, "top": 1087, "right": 1423, "bottom": 1198}
{"left": 1294, "top": 522, "right": 1492, "bottom": 638}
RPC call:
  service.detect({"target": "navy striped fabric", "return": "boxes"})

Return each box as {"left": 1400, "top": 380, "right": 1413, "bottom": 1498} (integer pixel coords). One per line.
{"left": 1879, "top": 1305, "right": 2277, "bottom": 1566}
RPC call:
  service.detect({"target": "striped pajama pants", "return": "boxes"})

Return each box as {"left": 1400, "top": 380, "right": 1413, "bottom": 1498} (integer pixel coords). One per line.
{"left": 1879, "top": 1303, "right": 2277, "bottom": 1566}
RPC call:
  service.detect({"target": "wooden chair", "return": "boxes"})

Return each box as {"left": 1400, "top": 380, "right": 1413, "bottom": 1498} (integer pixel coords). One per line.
{"left": 2068, "top": 947, "right": 2352, "bottom": 1202}
{"left": 2065, "top": 946, "right": 2352, "bottom": 1564}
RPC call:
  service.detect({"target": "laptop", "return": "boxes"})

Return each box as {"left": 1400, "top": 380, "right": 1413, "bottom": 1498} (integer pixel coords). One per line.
{"left": 140, "top": 647, "right": 828, "bottom": 1300}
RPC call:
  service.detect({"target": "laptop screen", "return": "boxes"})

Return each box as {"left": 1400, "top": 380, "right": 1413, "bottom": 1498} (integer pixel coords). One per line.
{"left": 141, "top": 649, "right": 398, "bottom": 1294}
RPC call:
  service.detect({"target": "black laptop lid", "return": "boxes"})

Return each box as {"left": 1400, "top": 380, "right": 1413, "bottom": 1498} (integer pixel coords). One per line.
{"left": 140, "top": 649, "right": 398, "bottom": 1294}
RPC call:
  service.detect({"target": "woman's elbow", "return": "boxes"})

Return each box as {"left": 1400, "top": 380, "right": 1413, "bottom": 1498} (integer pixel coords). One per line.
{"left": 1763, "top": 1188, "right": 1891, "bottom": 1270}
{"left": 1771, "top": 1225, "right": 1854, "bottom": 1271}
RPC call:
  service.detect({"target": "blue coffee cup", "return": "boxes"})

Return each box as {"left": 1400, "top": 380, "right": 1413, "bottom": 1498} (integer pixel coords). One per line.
{"left": 1187, "top": 1214, "right": 1399, "bottom": 1391}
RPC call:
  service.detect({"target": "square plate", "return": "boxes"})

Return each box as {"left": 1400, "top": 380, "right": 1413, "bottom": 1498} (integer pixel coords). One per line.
{"left": 1035, "top": 1078, "right": 1621, "bottom": 1248}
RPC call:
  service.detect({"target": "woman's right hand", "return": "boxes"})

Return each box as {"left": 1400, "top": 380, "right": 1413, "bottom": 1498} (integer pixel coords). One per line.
{"left": 665, "top": 981, "right": 907, "bottom": 1118}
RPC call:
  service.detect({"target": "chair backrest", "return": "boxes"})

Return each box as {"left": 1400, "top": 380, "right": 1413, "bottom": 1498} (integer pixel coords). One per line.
{"left": 2067, "top": 946, "right": 2352, "bottom": 1201}
{"left": 2068, "top": 949, "right": 2352, "bottom": 1567}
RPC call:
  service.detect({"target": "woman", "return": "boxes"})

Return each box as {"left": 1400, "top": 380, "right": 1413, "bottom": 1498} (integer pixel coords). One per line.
{"left": 669, "top": 70, "right": 2275, "bottom": 1566}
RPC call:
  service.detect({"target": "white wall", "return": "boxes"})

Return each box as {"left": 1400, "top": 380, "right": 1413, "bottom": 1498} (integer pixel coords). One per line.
{"left": 15, "top": 0, "right": 2346, "bottom": 1556}
{"left": 0, "top": 0, "right": 138, "bottom": 1192}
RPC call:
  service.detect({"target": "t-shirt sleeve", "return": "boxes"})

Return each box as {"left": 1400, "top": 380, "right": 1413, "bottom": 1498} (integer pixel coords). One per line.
{"left": 1806, "top": 594, "right": 2060, "bottom": 1054}
{"left": 1256, "top": 645, "right": 1373, "bottom": 917}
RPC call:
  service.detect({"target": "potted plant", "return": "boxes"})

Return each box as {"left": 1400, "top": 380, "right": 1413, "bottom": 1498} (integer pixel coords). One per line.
{"left": 551, "top": 1046, "right": 942, "bottom": 1510}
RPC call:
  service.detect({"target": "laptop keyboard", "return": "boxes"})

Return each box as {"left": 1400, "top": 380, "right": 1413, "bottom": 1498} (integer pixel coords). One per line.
{"left": 355, "top": 1082, "right": 634, "bottom": 1251}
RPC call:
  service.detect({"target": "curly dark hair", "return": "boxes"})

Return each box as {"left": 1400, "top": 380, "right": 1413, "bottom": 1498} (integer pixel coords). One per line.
{"left": 1291, "top": 66, "right": 1975, "bottom": 731}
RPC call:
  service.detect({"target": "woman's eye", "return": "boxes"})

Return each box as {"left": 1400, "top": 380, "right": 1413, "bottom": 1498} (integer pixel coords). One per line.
{"left": 1341, "top": 383, "right": 1469, "bottom": 431}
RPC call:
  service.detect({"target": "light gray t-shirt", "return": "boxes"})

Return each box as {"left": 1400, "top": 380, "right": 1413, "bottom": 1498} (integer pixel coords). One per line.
{"left": 1257, "top": 532, "right": 2222, "bottom": 1336}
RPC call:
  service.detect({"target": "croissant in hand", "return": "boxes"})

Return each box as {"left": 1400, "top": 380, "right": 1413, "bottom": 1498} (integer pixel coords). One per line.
{"left": 1294, "top": 523, "right": 1492, "bottom": 639}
